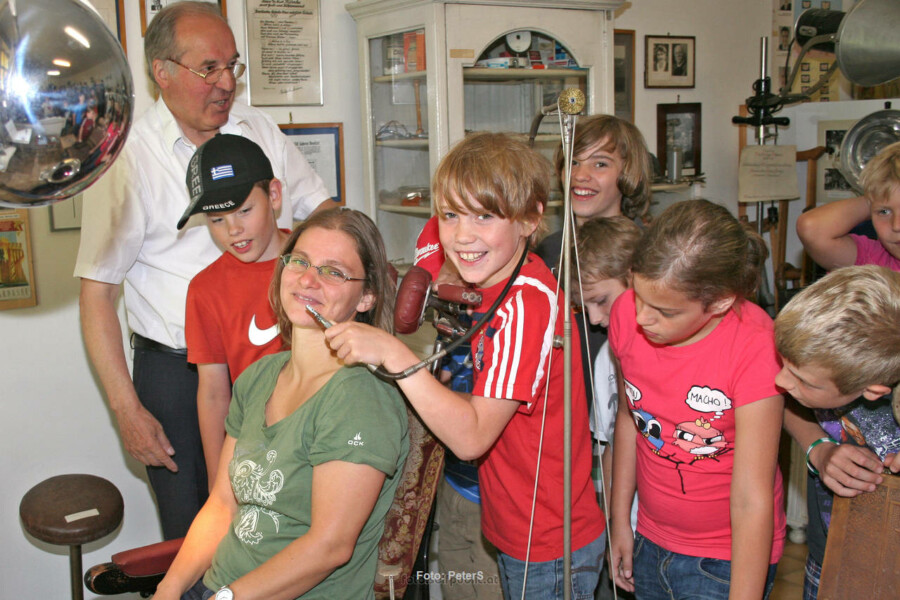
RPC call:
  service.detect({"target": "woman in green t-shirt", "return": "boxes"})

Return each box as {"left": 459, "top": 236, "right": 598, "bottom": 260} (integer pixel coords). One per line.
{"left": 155, "top": 209, "right": 409, "bottom": 600}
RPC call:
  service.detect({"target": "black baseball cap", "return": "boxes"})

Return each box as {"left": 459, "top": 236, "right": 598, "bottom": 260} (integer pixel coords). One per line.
{"left": 178, "top": 134, "right": 274, "bottom": 230}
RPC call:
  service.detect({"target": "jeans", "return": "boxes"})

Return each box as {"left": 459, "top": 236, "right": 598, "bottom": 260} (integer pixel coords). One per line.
{"left": 181, "top": 578, "right": 215, "bottom": 600}
{"left": 802, "top": 554, "right": 821, "bottom": 600}
{"left": 632, "top": 532, "right": 778, "bottom": 600}
{"left": 133, "top": 346, "right": 208, "bottom": 540}
{"left": 437, "top": 479, "right": 503, "bottom": 599}
{"left": 496, "top": 534, "right": 604, "bottom": 600}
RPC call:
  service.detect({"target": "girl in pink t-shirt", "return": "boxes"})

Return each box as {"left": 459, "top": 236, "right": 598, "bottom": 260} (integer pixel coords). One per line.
{"left": 608, "top": 200, "right": 786, "bottom": 600}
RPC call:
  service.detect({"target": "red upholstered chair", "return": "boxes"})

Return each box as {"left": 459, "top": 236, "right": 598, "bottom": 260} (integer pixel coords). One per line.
{"left": 84, "top": 407, "right": 444, "bottom": 599}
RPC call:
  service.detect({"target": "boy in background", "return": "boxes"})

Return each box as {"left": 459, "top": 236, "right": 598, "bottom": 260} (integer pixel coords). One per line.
{"left": 797, "top": 141, "right": 900, "bottom": 272}
{"left": 179, "top": 134, "right": 290, "bottom": 488}
{"left": 776, "top": 265, "right": 900, "bottom": 598}
{"left": 573, "top": 216, "right": 642, "bottom": 599}
{"left": 573, "top": 217, "right": 642, "bottom": 500}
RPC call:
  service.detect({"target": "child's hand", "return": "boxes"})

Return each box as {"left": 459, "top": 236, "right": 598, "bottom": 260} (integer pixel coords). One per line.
{"left": 813, "top": 442, "right": 884, "bottom": 497}
{"left": 609, "top": 519, "right": 635, "bottom": 592}
{"left": 883, "top": 453, "right": 900, "bottom": 475}
{"left": 324, "top": 321, "right": 418, "bottom": 373}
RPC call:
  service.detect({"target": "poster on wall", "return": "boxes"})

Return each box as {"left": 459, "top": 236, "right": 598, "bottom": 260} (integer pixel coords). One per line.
{"left": 245, "top": 0, "right": 323, "bottom": 106}
{"left": 0, "top": 209, "right": 37, "bottom": 310}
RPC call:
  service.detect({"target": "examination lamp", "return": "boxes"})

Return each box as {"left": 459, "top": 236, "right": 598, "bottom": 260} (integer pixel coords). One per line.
{"left": 733, "top": 0, "right": 900, "bottom": 139}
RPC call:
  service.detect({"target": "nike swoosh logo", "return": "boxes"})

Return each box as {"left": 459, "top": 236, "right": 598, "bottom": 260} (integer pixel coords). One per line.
{"left": 248, "top": 315, "right": 279, "bottom": 346}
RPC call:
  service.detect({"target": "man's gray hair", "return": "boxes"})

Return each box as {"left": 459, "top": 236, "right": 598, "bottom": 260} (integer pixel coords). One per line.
{"left": 144, "top": 1, "right": 227, "bottom": 88}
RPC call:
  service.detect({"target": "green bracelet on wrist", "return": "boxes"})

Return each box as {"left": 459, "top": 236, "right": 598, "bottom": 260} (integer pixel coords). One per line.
{"left": 806, "top": 436, "right": 838, "bottom": 476}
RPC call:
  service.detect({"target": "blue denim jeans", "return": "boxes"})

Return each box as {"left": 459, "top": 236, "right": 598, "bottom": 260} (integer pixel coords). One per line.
{"left": 802, "top": 554, "right": 821, "bottom": 600}
{"left": 496, "top": 534, "right": 604, "bottom": 600}
{"left": 180, "top": 578, "right": 215, "bottom": 600}
{"left": 632, "top": 532, "right": 777, "bottom": 600}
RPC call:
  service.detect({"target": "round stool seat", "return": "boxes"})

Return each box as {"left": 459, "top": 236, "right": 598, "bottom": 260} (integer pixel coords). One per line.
{"left": 20, "top": 474, "right": 123, "bottom": 546}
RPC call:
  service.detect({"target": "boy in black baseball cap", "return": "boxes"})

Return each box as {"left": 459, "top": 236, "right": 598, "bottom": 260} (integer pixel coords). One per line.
{"left": 181, "top": 133, "right": 290, "bottom": 487}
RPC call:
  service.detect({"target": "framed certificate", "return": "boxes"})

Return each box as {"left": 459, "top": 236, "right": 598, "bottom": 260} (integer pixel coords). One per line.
{"left": 246, "top": 0, "right": 323, "bottom": 106}
{"left": 280, "top": 123, "right": 344, "bottom": 206}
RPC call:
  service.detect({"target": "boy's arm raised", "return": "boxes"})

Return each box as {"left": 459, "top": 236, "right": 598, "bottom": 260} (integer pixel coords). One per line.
{"left": 796, "top": 196, "right": 870, "bottom": 270}
{"left": 324, "top": 322, "right": 518, "bottom": 460}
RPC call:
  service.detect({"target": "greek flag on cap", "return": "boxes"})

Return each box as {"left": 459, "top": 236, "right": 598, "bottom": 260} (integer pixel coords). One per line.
{"left": 211, "top": 165, "right": 234, "bottom": 180}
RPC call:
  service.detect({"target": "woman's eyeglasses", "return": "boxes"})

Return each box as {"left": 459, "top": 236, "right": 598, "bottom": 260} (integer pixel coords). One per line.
{"left": 280, "top": 255, "right": 365, "bottom": 285}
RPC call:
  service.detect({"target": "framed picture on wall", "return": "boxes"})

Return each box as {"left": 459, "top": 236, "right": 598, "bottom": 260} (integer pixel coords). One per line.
{"left": 645, "top": 35, "right": 695, "bottom": 88}
{"left": 279, "top": 123, "right": 345, "bottom": 206}
{"left": 245, "top": 0, "right": 323, "bottom": 106}
{"left": 614, "top": 30, "right": 636, "bottom": 123}
{"left": 817, "top": 119, "right": 858, "bottom": 202}
{"left": 140, "top": 0, "right": 227, "bottom": 36}
{"left": 656, "top": 102, "right": 702, "bottom": 177}
{"left": 49, "top": 195, "right": 84, "bottom": 232}
{"left": 0, "top": 209, "right": 37, "bottom": 310}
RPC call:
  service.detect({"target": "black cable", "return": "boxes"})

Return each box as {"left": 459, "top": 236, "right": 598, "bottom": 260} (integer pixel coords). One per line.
{"left": 373, "top": 241, "right": 530, "bottom": 381}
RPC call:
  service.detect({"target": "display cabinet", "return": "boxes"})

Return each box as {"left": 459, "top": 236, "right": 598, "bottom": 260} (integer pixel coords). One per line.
{"left": 347, "top": 0, "right": 624, "bottom": 267}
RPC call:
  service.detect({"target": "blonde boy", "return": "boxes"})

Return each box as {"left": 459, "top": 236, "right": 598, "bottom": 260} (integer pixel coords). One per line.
{"left": 775, "top": 265, "right": 900, "bottom": 598}
{"left": 328, "top": 132, "right": 605, "bottom": 600}
{"left": 181, "top": 134, "right": 290, "bottom": 488}
{"left": 797, "top": 141, "right": 900, "bottom": 271}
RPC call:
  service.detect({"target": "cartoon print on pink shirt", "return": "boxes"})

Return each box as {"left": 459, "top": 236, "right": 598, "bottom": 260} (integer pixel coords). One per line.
{"left": 672, "top": 418, "right": 727, "bottom": 458}
{"left": 624, "top": 378, "right": 735, "bottom": 493}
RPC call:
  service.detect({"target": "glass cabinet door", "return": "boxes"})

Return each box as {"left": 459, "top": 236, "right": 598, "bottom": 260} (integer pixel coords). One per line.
{"left": 463, "top": 31, "right": 589, "bottom": 221}
{"left": 368, "top": 30, "right": 431, "bottom": 266}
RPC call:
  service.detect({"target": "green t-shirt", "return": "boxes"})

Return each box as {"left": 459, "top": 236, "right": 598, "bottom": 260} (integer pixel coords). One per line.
{"left": 204, "top": 353, "right": 409, "bottom": 599}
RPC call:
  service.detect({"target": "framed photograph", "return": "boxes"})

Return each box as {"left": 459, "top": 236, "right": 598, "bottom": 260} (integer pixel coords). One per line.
{"left": 614, "top": 30, "right": 636, "bottom": 123}
{"left": 140, "top": 1, "right": 227, "bottom": 36}
{"left": 246, "top": 0, "right": 323, "bottom": 106}
{"left": 49, "top": 195, "right": 83, "bottom": 231}
{"left": 645, "top": 35, "right": 695, "bottom": 88}
{"left": 0, "top": 209, "right": 37, "bottom": 310}
{"left": 656, "top": 102, "right": 702, "bottom": 177}
{"left": 279, "top": 123, "right": 345, "bottom": 206}
{"left": 817, "top": 119, "right": 858, "bottom": 201}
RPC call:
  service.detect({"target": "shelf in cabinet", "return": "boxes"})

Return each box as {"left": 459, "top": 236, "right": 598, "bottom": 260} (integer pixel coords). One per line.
{"left": 373, "top": 71, "right": 427, "bottom": 84}
{"left": 375, "top": 138, "right": 429, "bottom": 149}
{"left": 463, "top": 67, "right": 587, "bottom": 81}
{"left": 378, "top": 203, "right": 432, "bottom": 216}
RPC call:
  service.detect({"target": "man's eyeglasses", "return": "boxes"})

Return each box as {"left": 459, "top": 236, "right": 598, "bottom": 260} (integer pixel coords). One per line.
{"left": 280, "top": 255, "right": 366, "bottom": 285}
{"left": 166, "top": 58, "right": 245, "bottom": 84}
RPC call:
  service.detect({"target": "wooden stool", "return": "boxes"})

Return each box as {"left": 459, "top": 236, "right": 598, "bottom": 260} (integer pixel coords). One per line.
{"left": 20, "top": 474, "right": 124, "bottom": 600}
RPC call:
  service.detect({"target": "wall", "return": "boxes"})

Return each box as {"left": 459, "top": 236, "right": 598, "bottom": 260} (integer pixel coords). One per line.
{"left": 1, "top": 0, "right": 850, "bottom": 597}
{"left": 614, "top": 0, "right": 775, "bottom": 215}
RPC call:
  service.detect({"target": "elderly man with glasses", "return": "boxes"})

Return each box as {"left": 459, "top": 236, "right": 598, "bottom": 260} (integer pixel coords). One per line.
{"left": 75, "top": 1, "right": 332, "bottom": 540}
